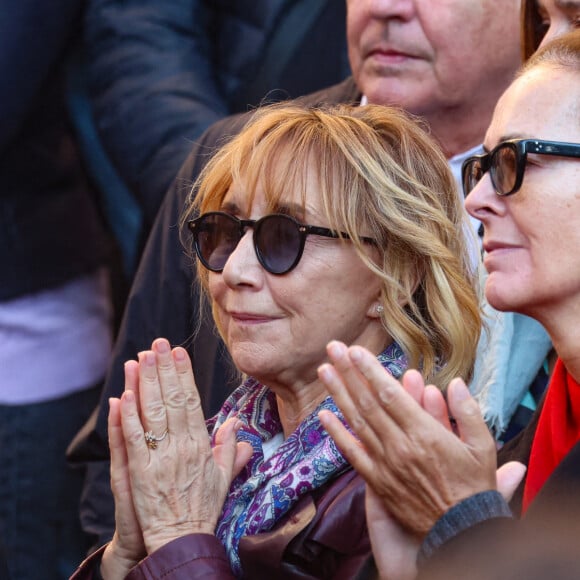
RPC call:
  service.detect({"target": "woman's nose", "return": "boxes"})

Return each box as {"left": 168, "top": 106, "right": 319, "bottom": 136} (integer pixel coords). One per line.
{"left": 465, "top": 174, "right": 504, "bottom": 221}
{"left": 220, "top": 229, "right": 263, "bottom": 285}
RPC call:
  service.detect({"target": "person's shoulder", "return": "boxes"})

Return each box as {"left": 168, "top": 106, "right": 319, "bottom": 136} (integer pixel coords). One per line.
{"left": 296, "top": 77, "right": 360, "bottom": 108}
{"left": 201, "top": 76, "right": 360, "bottom": 145}
{"left": 194, "top": 111, "right": 252, "bottom": 151}
{"left": 176, "top": 78, "right": 360, "bottom": 183}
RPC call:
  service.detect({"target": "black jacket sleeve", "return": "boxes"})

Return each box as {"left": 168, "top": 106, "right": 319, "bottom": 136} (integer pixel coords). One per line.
{"left": 84, "top": 0, "right": 227, "bottom": 226}
{"left": 0, "top": 0, "right": 82, "bottom": 155}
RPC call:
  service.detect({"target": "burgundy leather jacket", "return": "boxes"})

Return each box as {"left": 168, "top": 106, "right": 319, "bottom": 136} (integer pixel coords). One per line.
{"left": 71, "top": 468, "right": 370, "bottom": 579}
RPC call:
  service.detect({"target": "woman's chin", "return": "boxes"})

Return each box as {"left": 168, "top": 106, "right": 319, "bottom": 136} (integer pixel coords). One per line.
{"left": 484, "top": 276, "right": 516, "bottom": 313}
{"left": 230, "top": 349, "right": 273, "bottom": 381}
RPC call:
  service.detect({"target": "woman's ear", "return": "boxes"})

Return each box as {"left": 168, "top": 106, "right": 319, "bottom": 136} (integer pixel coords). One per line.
{"left": 367, "top": 301, "right": 384, "bottom": 319}
{"left": 368, "top": 267, "right": 421, "bottom": 318}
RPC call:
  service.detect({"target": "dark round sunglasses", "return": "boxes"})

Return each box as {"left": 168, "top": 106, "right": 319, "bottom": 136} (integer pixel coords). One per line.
{"left": 188, "top": 211, "right": 375, "bottom": 275}
{"left": 462, "top": 138, "right": 580, "bottom": 197}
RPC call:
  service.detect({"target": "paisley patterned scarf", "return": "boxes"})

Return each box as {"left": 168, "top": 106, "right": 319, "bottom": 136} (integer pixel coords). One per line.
{"left": 207, "top": 342, "right": 407, "bottom": 576}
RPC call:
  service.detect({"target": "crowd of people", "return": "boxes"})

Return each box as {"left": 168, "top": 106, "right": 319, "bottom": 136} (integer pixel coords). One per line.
{"left": 1, "top": 0, "right": 579, "bottom": 579}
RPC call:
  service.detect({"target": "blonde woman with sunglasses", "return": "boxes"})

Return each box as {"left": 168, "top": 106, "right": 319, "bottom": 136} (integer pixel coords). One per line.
{"left": 72, "top": 102, "right": 480, "bottom": 579}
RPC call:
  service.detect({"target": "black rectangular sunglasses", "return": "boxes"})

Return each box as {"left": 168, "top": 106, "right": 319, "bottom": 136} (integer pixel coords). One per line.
{"left": 462, "top": 138, "right": 580, "bottom": 197}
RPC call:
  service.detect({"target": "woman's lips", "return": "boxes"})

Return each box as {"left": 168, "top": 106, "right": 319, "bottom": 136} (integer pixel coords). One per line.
{"left": 229, "top": 312, "right": 276, "bottom": 325}
{"left": 482, "top": 242, "right": 521, "bottom": 268}
{"left": 483, "top": 240, "right": 520, "bottom": 254}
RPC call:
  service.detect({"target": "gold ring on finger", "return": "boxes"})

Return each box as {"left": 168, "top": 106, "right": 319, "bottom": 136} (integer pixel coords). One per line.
{"left": 144, "top": 429, "right": 168, "bottom": 450}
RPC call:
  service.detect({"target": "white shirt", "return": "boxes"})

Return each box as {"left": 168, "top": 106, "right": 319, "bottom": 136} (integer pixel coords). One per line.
{"left": 0, "top": 269, "right": 113, "bottom": 404}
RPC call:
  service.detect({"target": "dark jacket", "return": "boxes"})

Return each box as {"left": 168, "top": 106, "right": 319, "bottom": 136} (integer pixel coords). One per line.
{"left": 1, "top": 0, "right": 110, "bottom": 301}
{"left": 84, "top": 0, "right": 351, "bottom": 230}
{"left": 68, "top": 77, "right": 361, "bottom": 550}
{"left": 71, "top": 469, "right": 370, "bottom": 579}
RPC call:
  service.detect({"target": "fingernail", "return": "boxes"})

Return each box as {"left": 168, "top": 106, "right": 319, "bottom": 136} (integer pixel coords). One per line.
{"left": 318, "top": 410, "right": 330, "bottom": 428}
{"left": 318, "top": 364, "right": 333, "bottom": 382}
{"left": 349, "top": 347, "right": 363, "bottom": 362}
{"left": 327, "top": 341, "right": 346, "bottom": 359}
{"left": 155, "top": 339, "right": 170, "bottom": 353}
{"left": 173, "top": 347, "right": 186, "bottom": 361}
{"left": 137, "top": 351, "right": 154, "bottom": 365}
{"left": 450, "top": 379, "right": 469, "bottom": 400}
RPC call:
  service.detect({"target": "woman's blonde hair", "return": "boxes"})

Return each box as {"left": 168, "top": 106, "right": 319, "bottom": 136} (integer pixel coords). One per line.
{"left": 183, "top": 103, "right": 481, "bottom": 388}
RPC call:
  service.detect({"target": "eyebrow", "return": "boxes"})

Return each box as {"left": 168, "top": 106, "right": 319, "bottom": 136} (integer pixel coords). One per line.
{"left": 482, "top": 134, "right": 530, "bottom": 153}
{"left": 219, "top": 199, "right": 309, "bottom": 220}
{"left": 220, "top": 201, "right": 240, "bottom": 214}
{"left": 270, "top": 201, "right": 305, "bottom": 216}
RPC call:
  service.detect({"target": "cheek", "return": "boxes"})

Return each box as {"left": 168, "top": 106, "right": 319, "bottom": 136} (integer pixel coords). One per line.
{"left": 207, "top": 274, "right": 223, "bottom": 300}
{"left": 346, "top": 4, "right": 370, "bottom": 47}
{"left": 285, "top": 257, "right": 375, "bottom": 318}
{"left": 346, "top": 26, "right": 363, "bottom": 68}
{"left": 207, "top": 276, "right": 227, "bottom": 323}
{"left": 346, "top": 1, "right": 364, "bottom": 29}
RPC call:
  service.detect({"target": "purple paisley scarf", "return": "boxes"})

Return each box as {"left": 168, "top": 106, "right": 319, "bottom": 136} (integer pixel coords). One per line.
{"left": 206, "top": 342, "right": 407, "bottom": 576}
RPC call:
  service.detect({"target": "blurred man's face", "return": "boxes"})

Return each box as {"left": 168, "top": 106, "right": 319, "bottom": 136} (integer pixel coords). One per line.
{"left": 347, "top": 0, "right": 521, "bottom": 121}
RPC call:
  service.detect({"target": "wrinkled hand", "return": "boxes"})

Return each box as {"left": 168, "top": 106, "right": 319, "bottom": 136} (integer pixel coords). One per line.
{"left": 365, "top": 487, "right": 419, "bottom": 580}
{"left": 360, "top": 463, "right": 525, "bottom": 580}
{"left": 100, "top": 363, "right": 147, "bottom": 580}
{"left": 318, "top": 341, "right": 498, "bottom": 538}
{"left": 359, "top": 376, "right": 447, "bottom": 580}
{"left": 116, "top": 338, "right": 252, "bottom": 555}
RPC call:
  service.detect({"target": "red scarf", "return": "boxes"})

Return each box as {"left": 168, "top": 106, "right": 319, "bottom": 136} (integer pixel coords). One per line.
{"left": 522, "top": 358, "right": 580, "bottom": 512}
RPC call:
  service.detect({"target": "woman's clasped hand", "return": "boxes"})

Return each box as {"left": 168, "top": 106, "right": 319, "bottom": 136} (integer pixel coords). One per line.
{"left": 318, "top": 341, "right": 497, "bottom": 537}
{"left": 102, "top": 338, "right": 252, "bottom": 578}
{"left": 317, "top": 341, "right": 526, "bottom": 579}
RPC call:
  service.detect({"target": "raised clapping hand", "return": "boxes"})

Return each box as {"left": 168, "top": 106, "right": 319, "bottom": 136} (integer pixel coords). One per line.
{"left": 100, "top": 338, "right": 252, "bottom": 580}
{"left": 318, "top": 341, "right": 525, "bottom": 580}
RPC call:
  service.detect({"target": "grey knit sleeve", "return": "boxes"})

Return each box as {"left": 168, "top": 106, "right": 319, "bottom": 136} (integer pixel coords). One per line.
{"left": 418, "top": 490, "right": 513, "bottom": 565}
